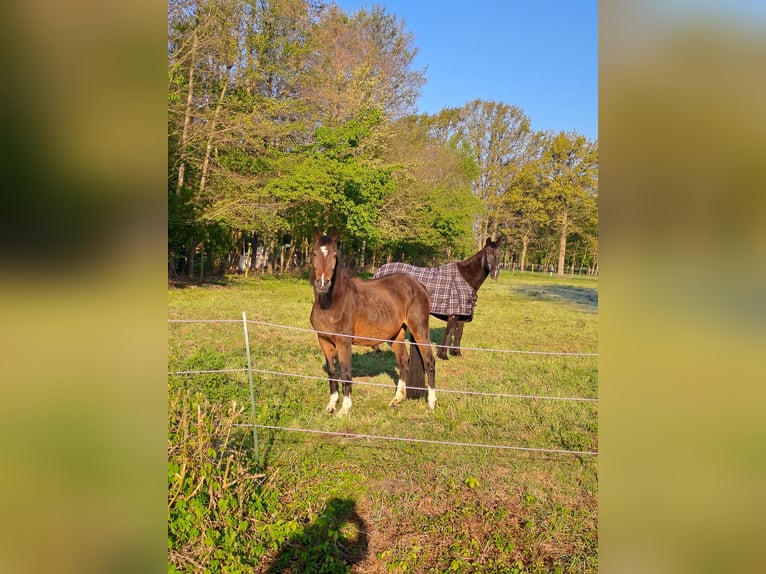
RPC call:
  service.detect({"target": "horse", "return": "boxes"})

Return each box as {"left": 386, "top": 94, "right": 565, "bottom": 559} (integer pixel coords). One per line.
{"left": 309, "top": 229, "right": 437, "bottom": 416}
{"left": 374, "top": 238, "right": 500, "bottom": 360}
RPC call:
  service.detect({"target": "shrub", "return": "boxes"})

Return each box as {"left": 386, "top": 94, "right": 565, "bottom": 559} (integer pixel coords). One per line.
{"left": 168, "top": 390, "right": 276, "bottom": 572}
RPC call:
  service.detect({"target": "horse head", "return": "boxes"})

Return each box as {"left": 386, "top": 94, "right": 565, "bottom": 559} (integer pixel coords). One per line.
{"left": 311, "top": 228, "right": 340, "bottom": 296}
{"left": 484, "top": 238, "right": 500, "bottom": 280}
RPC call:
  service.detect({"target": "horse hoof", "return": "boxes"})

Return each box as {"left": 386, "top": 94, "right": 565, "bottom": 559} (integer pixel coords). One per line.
{"left": 389, "top": 399, "right": 402, "bottom": 407}
{"left": 437, "top": 353, "right": 448, "bottom": 360}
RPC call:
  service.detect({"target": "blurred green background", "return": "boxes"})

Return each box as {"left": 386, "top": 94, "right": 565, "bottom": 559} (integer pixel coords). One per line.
{"left": 0, "top": 0, "right": 764, "bottom": 572}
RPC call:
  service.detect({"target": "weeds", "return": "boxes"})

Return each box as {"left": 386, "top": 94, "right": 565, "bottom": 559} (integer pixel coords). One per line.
{"left": 167, "top": 390, "right": 273, "bottom": 572}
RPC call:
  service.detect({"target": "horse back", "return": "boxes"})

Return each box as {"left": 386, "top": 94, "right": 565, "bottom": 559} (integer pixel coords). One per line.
{"left": 310, "top": 272, "right": 430, "bottom": 346}
{"left": 354, "top": 273, "right": 431, "bottom": 312}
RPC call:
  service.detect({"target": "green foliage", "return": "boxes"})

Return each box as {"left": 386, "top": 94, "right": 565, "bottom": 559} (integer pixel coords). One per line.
{"left": 167, "top": 2, "right": 597, "bottom": 278}
{"left": 266, "top": 111, "right": 396, "bottom": 252}
{"left": 167, "top": 391, "right": 275, "bottom": 572}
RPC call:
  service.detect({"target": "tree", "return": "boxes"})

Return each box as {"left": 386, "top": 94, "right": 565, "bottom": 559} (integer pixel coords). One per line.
{"left": 536, "top": 131, "right": 598, "bottom": 277}
{"left": 376, "top": 114, "right": 479, "bottom": 263}
{"left": 168, "top": 0, "right": 242, "bottom": 276}
{"left": 437, "top": 100, "right": 532, "bottom": 249}
{"left": 302, "top": 4, "right": 425, "bottom": 125}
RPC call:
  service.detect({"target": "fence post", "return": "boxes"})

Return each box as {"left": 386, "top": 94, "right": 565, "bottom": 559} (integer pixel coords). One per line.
{"left": 242, "top": 311, "right": 259, "bottom": 465}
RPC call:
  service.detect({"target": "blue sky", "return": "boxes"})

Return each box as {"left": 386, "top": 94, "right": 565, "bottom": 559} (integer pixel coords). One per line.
{"left": 332, "top": 0, "right": 598, "bottom": 141}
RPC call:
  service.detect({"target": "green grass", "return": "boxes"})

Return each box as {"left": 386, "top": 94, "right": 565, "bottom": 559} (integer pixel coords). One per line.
{"left": 168, "top": 271, "right": 598, "bottom": 573}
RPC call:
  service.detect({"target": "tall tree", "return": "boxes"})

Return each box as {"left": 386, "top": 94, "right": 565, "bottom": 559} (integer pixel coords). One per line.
{"left": 378, "top": 114, "right": 479, "bottom": 262}
{"left": 302, "top": 4, "right": 425, "bottom": 125}
{"left": 536, "top": 131, "right": 598, "bottom": 277}
{"left": 439, "top": 100, "right": 532, "bottom": 249}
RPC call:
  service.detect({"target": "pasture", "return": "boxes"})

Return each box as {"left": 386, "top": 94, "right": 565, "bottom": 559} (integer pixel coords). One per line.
{"left": 168, "top": 271, "right": 598, "bottom": 573}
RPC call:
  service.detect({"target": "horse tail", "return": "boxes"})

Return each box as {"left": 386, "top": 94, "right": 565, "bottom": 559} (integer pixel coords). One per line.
{"left": 406, "top": 334, "right": 428, "bottom": 399}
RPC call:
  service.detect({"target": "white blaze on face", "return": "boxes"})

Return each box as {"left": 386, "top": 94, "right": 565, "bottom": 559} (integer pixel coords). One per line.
{"left": 319, "top": 245, "right": 330, "bottom": 286}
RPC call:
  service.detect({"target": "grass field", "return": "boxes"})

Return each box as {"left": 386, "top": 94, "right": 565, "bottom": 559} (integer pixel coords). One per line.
{"left": 168, "top": 270, "right": 598, "bottom": 573}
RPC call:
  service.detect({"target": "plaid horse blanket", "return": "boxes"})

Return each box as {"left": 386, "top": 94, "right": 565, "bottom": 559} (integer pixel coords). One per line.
{"left": 374, "top": 262, "right": 477, "bottom": 318}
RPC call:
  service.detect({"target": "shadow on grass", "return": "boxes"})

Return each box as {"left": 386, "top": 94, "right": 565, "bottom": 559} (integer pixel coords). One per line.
{"left": 512, "top": 284, "right": 598, "bottom": 310}
{"left": 266, "top": 497, "right": 368, "bottom": 573}
{"left": 168, "top": 275, "right": 234, "bottom": 288}
{"left": 331, "top": 348, "right": 396, "bottom": 383}
{"left": 429, "top": 325, "right": 446, "bottom": 346}
{"left": 350, "top": 324, "right": 446, "bottom": 382}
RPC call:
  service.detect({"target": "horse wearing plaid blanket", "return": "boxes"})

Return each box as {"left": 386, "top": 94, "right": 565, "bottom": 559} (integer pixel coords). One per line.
{"left": 374, "top": 238, "right": 500, "bottom": 360}
{"left": 310, "top": 229, "right": 437, "bottom": 416}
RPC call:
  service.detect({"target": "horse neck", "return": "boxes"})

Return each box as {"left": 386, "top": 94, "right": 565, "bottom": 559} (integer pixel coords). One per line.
{"left": 456, "top": 249, "right": 489, "bottom": 291}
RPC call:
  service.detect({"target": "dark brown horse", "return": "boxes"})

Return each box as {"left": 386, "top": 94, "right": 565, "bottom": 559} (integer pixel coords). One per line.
{"left": 309, "top": 229, "right": 436, "bottom": 416}
{"left": 374, "top": 238, "right": 500, "bottom": 360}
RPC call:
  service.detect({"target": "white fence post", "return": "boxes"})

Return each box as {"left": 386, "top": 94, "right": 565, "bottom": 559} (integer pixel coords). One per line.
{"left": 242, "top": 311, "right": 258, "bottom": 465}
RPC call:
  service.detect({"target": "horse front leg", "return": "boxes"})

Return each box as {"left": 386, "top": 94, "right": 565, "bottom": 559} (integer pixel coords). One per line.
{"left": 438, "top": 316, "right": 457, "bottom": 360}
{"left": 450, "top": 319, "right": 465, "bottom": 357}
{"left": 336, "top": 341, "right": 354, "bottom": 416}
{"left": 318, "top": 337, "right": 340, "bottom": 413}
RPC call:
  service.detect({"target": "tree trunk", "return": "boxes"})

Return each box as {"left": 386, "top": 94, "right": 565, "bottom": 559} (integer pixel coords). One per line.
{"left": 268, "top": 238, "right": 275, "bottom": 274}
{"left": 198, "top": 76, "right": 229, "bottom": 196}
{"left": 359, "top": 239, "right": 366, "bottom": 269}
{"left": 187, "top": 240, "right": 196, "bottom": 279}
{"left": 520, "top": 233, "right": 529, "bottom": 272}
{"left": 199, "top": 242, "right": 204, "bottom": 281}
{"left": 175, "top": 29, "right": 198, "bottom": 196}
{"left": 244, "top": 243, "right": 252, "bottom": 278}
{"left": 579, "top": 244, "right": 589, "bottom": 276}
{"left": 556, "top": 211, "right": 568, "bottom": 278}
{"left": 285, "top": 243, "right": 297, "bottom": 272}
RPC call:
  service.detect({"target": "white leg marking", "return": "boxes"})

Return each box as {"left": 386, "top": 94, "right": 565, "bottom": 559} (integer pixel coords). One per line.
{"left": 427, "top": 388, "right": 437, "bottom": 410}
{"left": 325, "top": 391, "right": 339, "bottom": 413}
{"left": 389, "top": 377, "right": 407, "bottom": 406}
{"left": 337, "top": 395, "right": 352, "bottom": 416}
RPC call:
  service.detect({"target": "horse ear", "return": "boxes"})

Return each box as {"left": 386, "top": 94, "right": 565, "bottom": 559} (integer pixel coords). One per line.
{"left": 312, "top": 227, "right": 321, "bottom": 242}
{"left": 485, "top": 237, "right": 492, "bottom": 247}
{"left": 330, "top": 229, "right": 339, "bottom": 243}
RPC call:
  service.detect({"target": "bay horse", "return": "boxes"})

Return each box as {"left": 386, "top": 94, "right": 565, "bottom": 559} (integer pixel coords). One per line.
{"left": 374, "top": 238, "right": 500, "bottom": 360}
{"left": 309, "top": 229, "right": 436, "bottom": 416}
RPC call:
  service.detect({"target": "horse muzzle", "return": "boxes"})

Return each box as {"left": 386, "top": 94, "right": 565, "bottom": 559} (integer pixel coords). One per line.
{"left": 314, "top": 277, "right": 332, "bottom": 294}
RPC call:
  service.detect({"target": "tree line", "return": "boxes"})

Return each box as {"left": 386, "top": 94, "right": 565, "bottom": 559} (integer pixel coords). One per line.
{"left": 168, "top": 0, "right": 598, "bottom": 279}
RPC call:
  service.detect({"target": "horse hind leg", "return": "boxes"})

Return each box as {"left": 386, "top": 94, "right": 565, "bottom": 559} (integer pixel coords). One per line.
{"left": 407, "top": 324, "right": 437, "bottom": 410}
{"left": 388, "top": 329, "right": 409, "bottom": 407}
{"left": 423, "top": 343, "right": 437, "bottom": 410}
